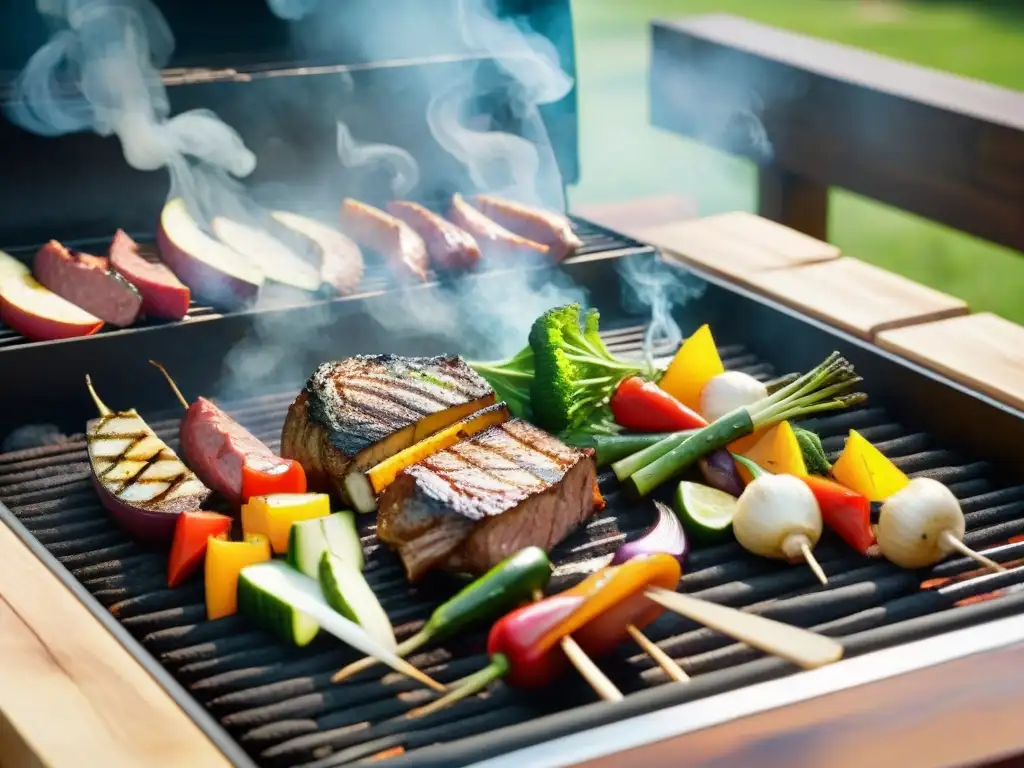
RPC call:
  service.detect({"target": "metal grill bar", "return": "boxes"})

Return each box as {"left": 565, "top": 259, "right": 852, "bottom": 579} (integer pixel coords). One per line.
{"left": 2, "top": 327, "right": 1024, "bottom": 767}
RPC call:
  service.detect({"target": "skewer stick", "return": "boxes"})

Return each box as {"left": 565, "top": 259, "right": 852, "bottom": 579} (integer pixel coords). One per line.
{"left": 560, "top": 635, "right": 623, "bottom": 702}
{"left": 941, "top": 531, "right": 1007, "bottom": 574}
{"left": 84, "top": 375, "right": 112, "bottom": 416}
{"left": 149, "top": 360, "right": 190, "bottom": 410}
{"left": 645, "top": 587, "right": 844, "bottom": 670}
{"left": 627, "top": 625, "right": 689, "bottom": 682}
{"left": 800, "top": 540, "right": 829, "bottom": 586}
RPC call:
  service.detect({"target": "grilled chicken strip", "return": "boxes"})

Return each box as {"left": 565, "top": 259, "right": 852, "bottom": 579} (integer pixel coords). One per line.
{"left": 280, "top": 354, "right": 495, "bottom": 513}
{"left": 473, "top": 195, "right": 582, "bottom": 261}
{"left": 340, "top": 199, "right": 429, "bottom": 283}
{"left": 448, "top": 194, "right": 549, "bottom": 260}
{"left": 377, "top": 419, "right": 597, "bottom": 581}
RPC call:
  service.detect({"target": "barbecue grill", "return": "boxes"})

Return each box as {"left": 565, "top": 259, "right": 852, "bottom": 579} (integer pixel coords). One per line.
{"left": 4, "top": 3, "right": 1024, "bottom": 768}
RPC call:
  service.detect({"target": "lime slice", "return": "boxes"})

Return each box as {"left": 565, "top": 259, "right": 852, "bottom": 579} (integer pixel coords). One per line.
{"left": 674, "top": 481, "right": 738, "bottom": 542}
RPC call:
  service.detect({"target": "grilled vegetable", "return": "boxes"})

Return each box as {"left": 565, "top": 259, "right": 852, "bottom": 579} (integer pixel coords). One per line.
{"left": 673, "top": 481, "right": 739, "bottom": 543}
{"left": 794, "top": 426, "right": 831, "bottom": 476}
{"left": 611, "top": 430, "right": 693, "bottom": 482}
{"left": 85, "top": 375, "right": 210, "bottom": 543}
{"left": 626, "top": 353, "right": 865, "bottom": 498}
{"left": 333, "top": 546, "right": 552, "bottom": 682}
{"left": 367, "top": 402, "right": 511, "bottom": 493}
{"left": 242, "top": 493, "right": 331, "bottom": 554}
{"left": 288, "top": 511, "right": 364, "bottom": 576}
{"left": 529, "top": 305, "right": 653, "bottom": 433}
{"left": 876, "top": 477, "right": 1003, "bottom": 573}
{"left": 658, "top": 324, "right": 724, "bottom": 411}
{"left": 612, "top": 502, "right": 689, "bottom": 566}
{"left": 610, "top": 377, "right": 707, "bottom": 432}
{"left": 167, "top": 510, "right": 232, "bottom": 588}
{"left": 468, "top": 346, "right": 534, "bottom": 420}
{"left": 408, "top": 594, "right": 586, "bottom": 717}
{"left": 800, "top": 475, "right": 876, "bottom": 556}
{"left": 731, "top": 456, "right": 827, "bottom": 585}
{"left": 0, "top": 251, "right": 105, "bottom": 341}
{"left": 588, "top": 431, "right": 693, "bottom": 468}
{"left": 699, "top": 371, "right": 767, "bottom": 423}
{"left": 319, "top": 552, "right": 395, "bottom": 648}
{"left": 698, "top": 449, "right": 745, "bottom": 497}
{"left": 205, "top": 533, "right": 272, "bottom": 620}
{"left": 239, "top": 558, "right": 320, "bottom": 646}
{"left": 737, "top": 421, "right": 807, "bottom": 483}
{"left": 236, "top": 561, "right": 445, "bottom": 691}
{"left": 151, "top": 361, "right": 307, "bottom": 504}
{"left": 831, "top": 429, "right": 909, "bottom": 501}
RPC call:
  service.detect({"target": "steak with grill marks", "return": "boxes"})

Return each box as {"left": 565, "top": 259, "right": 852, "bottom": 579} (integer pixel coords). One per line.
{"left": 377, "top": 419, "right": 598, "bottom": 581}
{"left": 280, "top": 354, "right": 495, "bottom": 513}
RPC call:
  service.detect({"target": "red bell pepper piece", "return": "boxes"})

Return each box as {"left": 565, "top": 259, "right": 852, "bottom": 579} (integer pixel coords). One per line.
{"left": 800, "top": 475, "right": 876, "bottom": 555}
{"left": 167, "top": 510, "right": 233, "bottom": 588}
{"left": 610, "top": 377, "right": 707, "bottom": 433}
{"left": 240, "top": 458, "right": 307, "bottom": 502}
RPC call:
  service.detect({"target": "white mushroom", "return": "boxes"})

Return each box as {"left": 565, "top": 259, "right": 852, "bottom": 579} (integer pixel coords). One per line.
{"left": 699, "top": 371, "right": 768, "bottom": 422}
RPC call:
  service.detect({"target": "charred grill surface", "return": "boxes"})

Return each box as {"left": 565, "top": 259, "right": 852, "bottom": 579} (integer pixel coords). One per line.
{"left": 5, "top": 327, "right": 1024, "bottom": 767}
{"left": 378, "top": 419, "right": 597, "bottom": 581}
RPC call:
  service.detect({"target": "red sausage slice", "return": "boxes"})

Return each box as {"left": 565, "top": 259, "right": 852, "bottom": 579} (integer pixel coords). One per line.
{"left": 109, "top": 230, "right": 191, "bottom": 321}
{"left": 448, "top": 194, "right": 549, "bottom": 260}
{"left": 386, "top": 201, "right": 481, "bottom": 271}
{"left": 34, "top": 240, "right": 143, "bottom": 327}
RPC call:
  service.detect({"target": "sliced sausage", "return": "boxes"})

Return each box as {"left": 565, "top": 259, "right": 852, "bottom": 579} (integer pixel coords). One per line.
{"left": 109, "top": 229, "right": 191, "bottom": 320}
{"left": 448, "top": 194, "right": 549, "bottom": 260}
{"left": 386, "top": 201, "right": 481, "bottom": 271}
{"left": 33, "top": 240, "right": 142, "bottom": 327}
{"left": 473, "top": 195, "right": 582, "bottom": 261}
{"left": 339, "top": 199, "right": 428, "bottom": 282}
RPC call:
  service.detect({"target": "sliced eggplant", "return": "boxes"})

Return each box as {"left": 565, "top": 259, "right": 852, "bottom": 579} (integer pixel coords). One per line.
{"left": 212, "top": 216, "right": 322, "bottom": 292}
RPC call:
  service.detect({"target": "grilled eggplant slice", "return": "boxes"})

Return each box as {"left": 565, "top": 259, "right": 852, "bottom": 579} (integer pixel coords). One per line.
{"left": 86, "top": 376, "right": 210, "bottom": 543}
{"left": 281, "top": 354, "right": 496, "bottom": 513}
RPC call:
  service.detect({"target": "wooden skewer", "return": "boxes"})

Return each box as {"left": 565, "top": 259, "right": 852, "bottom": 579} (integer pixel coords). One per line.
{"left": 941, "top": 531, "right": 1007, "bottom": 574}
{"left": 627, "top": 625, "right": 689, "bottom": 682}
{"left": 149, "top": 360, "right": 191, "bottom": 410}
{"left": 644, "top": 587, "right": 844, "bottom": 670}
{"left": 560, "top": 634, "right": 623, "bottom": 701}
{"left": 800, "top": 540, "right": 829, "bottom": 586}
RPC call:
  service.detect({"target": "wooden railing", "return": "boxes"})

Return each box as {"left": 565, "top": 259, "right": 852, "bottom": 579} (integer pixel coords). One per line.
{"left": 649, "top": 13, "right": 1024, "bottom": 252}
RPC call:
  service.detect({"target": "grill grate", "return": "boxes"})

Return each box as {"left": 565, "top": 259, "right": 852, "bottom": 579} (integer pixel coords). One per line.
{"left": 0, "top": 216, "right": 644, "bottom": 351}
{"left": 3, "top": 326, "right": 1024, "bottom": 767}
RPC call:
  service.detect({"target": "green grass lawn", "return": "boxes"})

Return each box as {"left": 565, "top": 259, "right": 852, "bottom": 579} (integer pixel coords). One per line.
{"left": 567, "top": 0, "right": 1024, "bottom": 323}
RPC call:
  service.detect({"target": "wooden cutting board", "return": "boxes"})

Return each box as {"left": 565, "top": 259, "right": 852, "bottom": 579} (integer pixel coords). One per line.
{"left": 643, "top": 211, "right": 841, "bottom": 283}
{"left": 0, "top": 522, "right": 230, "bottom": 768}
{"left": 744, "top": 257, "right": 969, "bottom": 339}
{"left": 877, "top": 313, "right": 1024, "bottom": 412}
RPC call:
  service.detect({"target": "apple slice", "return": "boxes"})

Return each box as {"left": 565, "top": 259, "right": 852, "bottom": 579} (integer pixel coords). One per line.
{"left": 156, "top": 198, "right": 264, "bottom": 309}
{"left": 0, "top": 251, "right": 104, "bottom": 341}
{"left": 211, "top": 216, "right": 322, "bottom": 293}
{"left": 272, "top": 211, "right": 365, "bottom": 296}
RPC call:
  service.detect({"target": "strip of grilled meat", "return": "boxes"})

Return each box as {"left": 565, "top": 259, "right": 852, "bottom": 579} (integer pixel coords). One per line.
{"left": 280, "top": 354, "right": 495, "bottom": 513}
{"left": 377, "top": 419, "right": 597, "bottom": 581}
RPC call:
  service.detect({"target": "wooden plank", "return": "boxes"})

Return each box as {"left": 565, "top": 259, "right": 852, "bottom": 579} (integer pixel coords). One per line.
{"left": 650, "top": 13, "right": 1024, "bottom": 251}
{"left": 571, "top": 195, "right": 699, "bottom": 242}
{"left": 643, "top": 211, "right": 840, "bottom": 285}
{"left": 877, "top": 313, "right": 1024, "bottom": 412}
{"left": 743, "top": 257, "right": 968, "bottom": 340}
{"left": 575, "top": 640, "right": 1024, "bottom": 768}
{"left": 0, "top": 523, "right": 230, "bottom": 768}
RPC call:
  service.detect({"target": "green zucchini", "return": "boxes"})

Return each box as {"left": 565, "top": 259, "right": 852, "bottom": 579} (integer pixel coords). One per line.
{"left": 318, "top": 552, "right": 395, "bottom": 648}
{"left": 238, "top": 563, "right": 320, "bottom": 646}
{"left": 287, "top": 511, "right": 364, "bottom": 578}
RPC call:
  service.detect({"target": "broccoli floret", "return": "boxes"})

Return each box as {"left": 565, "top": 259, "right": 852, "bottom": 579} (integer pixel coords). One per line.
{"left": 528, "top": 304, "right": 647, "bottom": 432}
{"left": 468, "top": 345, "right": 535, "bottom": 420}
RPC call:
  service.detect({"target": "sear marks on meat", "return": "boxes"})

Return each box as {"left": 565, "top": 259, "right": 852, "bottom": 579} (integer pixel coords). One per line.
{"left": 473, "top": 195, "right": 583, "bottom": 261}
{"left": 280, "top": 354, "right": 495, "bottom": 512}
{"left": 377, "top": 419, "right": 597, "bottom": 581}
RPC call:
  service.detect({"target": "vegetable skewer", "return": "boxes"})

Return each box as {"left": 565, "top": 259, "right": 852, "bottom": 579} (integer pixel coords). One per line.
{"left": 332, "top": 547, "right": 553, "bottom": 683}
{"left": 626, "top": 353, "right": 865, "bottom": 497}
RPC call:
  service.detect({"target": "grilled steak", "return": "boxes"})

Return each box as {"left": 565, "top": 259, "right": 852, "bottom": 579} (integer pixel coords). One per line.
{"left": 377, "top": 419, "right": 597, "bottom": 581}
{"left": 280, "top": 354, "right": 495, "bottom": 512}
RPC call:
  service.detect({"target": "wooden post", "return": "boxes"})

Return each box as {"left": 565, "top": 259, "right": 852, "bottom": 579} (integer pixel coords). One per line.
{"left": 757, "top": 166, "right": 829, "bottom": 242}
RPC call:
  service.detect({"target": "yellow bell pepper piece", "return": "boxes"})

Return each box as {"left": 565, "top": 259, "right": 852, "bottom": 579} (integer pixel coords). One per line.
{"left": 205, "top": 533, "right": 271, "bottom": 620}
{"left": 737, "top": 421, "right": 807, "bottom": 483}
{"left": 658, "top": 324, "right": 724, "bottom": 412}
{"left": 246, "top": 492, "right": 331, "bottom": 554}
{"left": 831, "top": 429, "right": 909, "bottom": 502}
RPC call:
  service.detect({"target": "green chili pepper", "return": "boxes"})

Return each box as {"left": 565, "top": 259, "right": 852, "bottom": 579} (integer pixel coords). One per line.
{"left": 330, "top": 546, "right": 552, "bottom": 683}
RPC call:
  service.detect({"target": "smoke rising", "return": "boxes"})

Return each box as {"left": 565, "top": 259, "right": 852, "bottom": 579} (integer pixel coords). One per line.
{"left": 337, "top": 122, "right": 420, "bottom": 199}
{"left": 265, "top": 0, "right": 321, "bottom": 21}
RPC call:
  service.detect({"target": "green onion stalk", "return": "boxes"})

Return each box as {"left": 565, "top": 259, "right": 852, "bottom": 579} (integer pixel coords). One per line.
{"left": 624, "top": 352, "right": 867, "bottom": 497}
